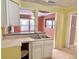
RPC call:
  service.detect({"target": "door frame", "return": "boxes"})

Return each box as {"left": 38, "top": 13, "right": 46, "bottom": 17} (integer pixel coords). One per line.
{"left": 66, "top": 11, "right": 77, "bottom": 48}
{"left": 52, "top": 12, "right": 57, "bottom": 48}
{"left": 37, "top": 10, "right": 57, "bottom": 48}
{"left": 42, "top": 11, "right": 57, "bottom": 48}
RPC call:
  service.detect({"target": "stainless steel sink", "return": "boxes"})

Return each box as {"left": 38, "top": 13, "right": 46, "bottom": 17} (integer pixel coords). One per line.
{"left": 31, "top": 34, "right": 49, "bottom": 39}
{"left": 39, "top": 34, "right": 49, "bottom": 38}
{"left": 31, "top": 34, "right": 41, "bottom": 39}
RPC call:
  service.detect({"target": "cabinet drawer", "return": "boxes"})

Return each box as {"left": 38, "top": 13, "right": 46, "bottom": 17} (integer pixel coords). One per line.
{"left": 32, "top": 41, "right": 43, "bottom": 47}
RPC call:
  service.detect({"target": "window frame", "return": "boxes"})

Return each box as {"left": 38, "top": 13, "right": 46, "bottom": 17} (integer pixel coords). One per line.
{"left": 20, "top": 18, "right": 35, "bottom": 32}
{"left": 45, "top": 18, "right": 55, "bottom": 28}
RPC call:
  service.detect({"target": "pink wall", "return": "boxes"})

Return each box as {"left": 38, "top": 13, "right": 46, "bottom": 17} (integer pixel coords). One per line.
{"left": 45, "top": 28, "right": 54, "bottom": 38}
{"left": 38, "top": 13, "right": 55, "bottom": 38}
{"left": 38, "top": 16, "right": 45, "bottom": 32}
{"left": 14, "top": 26, "right": 20, "bottom": 32}
{"left": 44, "top": 14, "right": 55, "bottom": 38}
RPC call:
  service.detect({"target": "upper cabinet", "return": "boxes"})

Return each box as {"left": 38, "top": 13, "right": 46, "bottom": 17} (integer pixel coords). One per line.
{"left": 8, "top": 0, "right": 20, "bottom": 26}
{"left": 1, "top": 0, "right": 7, "bottom": 27}
{"left": 1, "top": 0, "right": 20, "bottom": 27}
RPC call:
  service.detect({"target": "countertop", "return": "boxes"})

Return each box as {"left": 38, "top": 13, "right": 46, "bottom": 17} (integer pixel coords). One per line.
{"left": 1, "top": 37, "right": 53, "bottom": 48}
{"left": 1, "top": 37, "right": 34, "bottom": 48}
{"left": 3, "top": 32, "right": 45, "bottom": 36}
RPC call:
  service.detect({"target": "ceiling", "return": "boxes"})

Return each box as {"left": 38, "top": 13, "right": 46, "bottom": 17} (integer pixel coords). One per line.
{"left": 21, "top": 0, "right": 77, "bottom": 8}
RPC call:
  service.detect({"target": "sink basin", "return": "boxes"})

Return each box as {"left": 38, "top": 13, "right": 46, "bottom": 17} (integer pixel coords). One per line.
{"left": 32, "top": 36, "right": 41, "bottom": 39}
{"left": 31, "top": 34, "right": 41, "bottom": 39}
{"left": 31, "top": 34, "right": 49, "bottom": 39}
{"left": 39, "top": 34, "right": 49, "bottom": 38}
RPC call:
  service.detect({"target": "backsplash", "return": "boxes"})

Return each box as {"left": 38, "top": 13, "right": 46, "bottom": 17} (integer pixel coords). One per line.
{"left": 1, "top": 26, "right": 20, "bottom": 35}
{"left": 1, "top": 27, "right": 8, "bottom": 35}
{"left": 3, "top": 35, "right": 30, "bottom": 39}
{"left": 14, "top": 26, "right": 20, "bottom": 32}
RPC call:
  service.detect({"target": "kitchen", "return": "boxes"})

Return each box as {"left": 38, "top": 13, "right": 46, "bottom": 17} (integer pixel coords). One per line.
{"left": 1, "top": 0, "right": 77, "bottom": 59}
{"left": 1, "top": 0, "right": 54, "bottom": 59}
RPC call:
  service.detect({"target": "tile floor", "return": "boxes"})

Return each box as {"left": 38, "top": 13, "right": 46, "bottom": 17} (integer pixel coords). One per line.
{"left": 53, "top": 47, "right": 77, "bottom": 59}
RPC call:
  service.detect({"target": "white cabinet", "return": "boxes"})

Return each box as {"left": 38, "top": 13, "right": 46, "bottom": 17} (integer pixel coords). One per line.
{"left": 30, "top": 40, "right": 53, "bottom": 59}
{"left": 8, "top": 0, "right": 20, "bottom": 26}
{"left": 1, "top": 0, "right": 20, "bottom": 26}
{"left": 31, "top": 41, "right": 43, "bottom": 59}
{"left": 32, "top": 46, "right": 43, "bottom": 59}
{"left": 43, "top": 40, "right": 53, "bottom": 59}
{"left": 1, "top": 0, "right": 7, "bottom": 27}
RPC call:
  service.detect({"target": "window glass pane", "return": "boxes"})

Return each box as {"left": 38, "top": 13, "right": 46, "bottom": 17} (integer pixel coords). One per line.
{"left": 20, "top": 19, "right": 29, "bottom": 25}
{"left": 20, "top": 19, "right": 35, "bottom": 32}
{"left": 20, "top": 19, "right": 29, "bottom": 31}
{"left": 21, "top": 25, "right": 29, "bottom": 31}
{"left": 30, "top": 20, "right": 34, "bottom": 32}
{"left": 46, "top": 20, "right": 52, "bottom": 28}
{"left": 30, "top": 20, "right": 34, "bottom": 25}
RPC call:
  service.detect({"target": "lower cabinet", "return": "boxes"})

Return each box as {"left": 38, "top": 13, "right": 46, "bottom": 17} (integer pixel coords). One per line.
{"left": 1, "top": 46, "right": 21, "bottom": 59}
{"left": 32, "top": 46, "right": 43, "bottom": 59}
{"left": 43, "top": 40, "right": 53, "bottom": 59}
{"left": 29, "top": 39, "right": 53, "bottom": 59}
{"left": 31, "top": 41, "right": 43, "bottom": 59}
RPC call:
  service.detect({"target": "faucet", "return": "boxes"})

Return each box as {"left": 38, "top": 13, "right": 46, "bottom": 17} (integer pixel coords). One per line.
{"left": 8, "top": 26, "right": 12, "bottom": 33}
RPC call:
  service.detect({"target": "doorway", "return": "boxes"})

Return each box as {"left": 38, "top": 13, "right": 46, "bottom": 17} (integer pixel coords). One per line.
{"left": 67, "top": 13, "right": 77, "bottom": 48}
{"left": 37, "top": 10, "right": 57, "bottom": 48}
{"left": 38, "top": 11, "right": 56, "bottom": 38}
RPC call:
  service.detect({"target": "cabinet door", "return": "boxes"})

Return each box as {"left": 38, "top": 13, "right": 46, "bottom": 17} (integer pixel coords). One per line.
{"left": 43, "top": 40, "right": 53, "bottom": 59}
{"left": 2, "top": 46, "right": 21, "bottom": 59}
{"left": 8, "top": 0, "right": 20, "bottom": 26}
{"left": 1, "top": 0, "right": 7, "bottom": 27}
{"left": 32, "top": 46, "right": 43, "bottom": 59}
{"left": 31, "top": 41, "right": 43, "bottom": 59}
